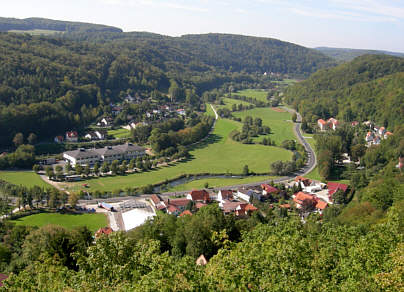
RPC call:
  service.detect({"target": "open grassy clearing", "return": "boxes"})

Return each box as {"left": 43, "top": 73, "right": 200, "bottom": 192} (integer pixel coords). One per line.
{"left": 12, "top": 213, "right": 107, "bottom": 232}
{"left": 108, "top": 128, "right": 131, "bottom": 139}
{"left": 233, "top": 89, "right": 269, "bottom": 102}
{"left": 166, "top": 175, "right": 276, "bottom": 192}
{"left": 233, "top": 107, "right": 295, "bottom": 145}
{"left": 61, "top": 118, "right": 291, "bottom": 192}
{"left": 216, "top": 98, "right": 253, "bottom": 110}
{"left": 0, "top": 171, "right": 51, "bottom": 188}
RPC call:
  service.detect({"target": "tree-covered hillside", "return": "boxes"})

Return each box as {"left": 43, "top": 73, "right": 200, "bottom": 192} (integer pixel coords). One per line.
{"left": 0, "top": 17, "right": 122, "bottom": 33}
{"left": 285, "top": 54, "right": 404, "bottom": 129}
{"left": 316, "top": 46, "right": 404, "bottom": 62}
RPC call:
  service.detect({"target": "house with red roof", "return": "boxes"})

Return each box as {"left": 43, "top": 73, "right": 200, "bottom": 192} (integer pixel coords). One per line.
{"left": 327, "top": 182, "right": 348, "bottom": 201}
{"left": 317, "top": 119, "right": 327, "bottom": 131}
{"left": 315, "top": 200, "right": 328, "bottom": 214}
{"left": 261, "top": 184, "right": 279, "bottom": 195}
{"left": 95, "top": 227, "right": 113, "bottom": 238}
{"left": 195, "top": 202, "right": 207, "bottom": 209}
{"left": 65, "top": 131, "right": 78, "bottom": 142}
{"left": 165, "top": 198, "right": 190, "bottom": 214}
{"left": 236, "top": 203, "right": 258, "bottom": 216}
{"left": 217, "top": 189, "right": 234, "bottom": 203}
{"left": 179, "top": 210, "right": 192, "bottom": 217}
{"left": 384, "top": 131, "right": 393, "bottom": 139}
{"left": 167, "top": 205, "right": 181, "bottom": 216}
{"left": 327, "top": 118, "right": 339, "bottom": 130}
{"left": 186, "top": 190, "right": 210, "bottom": 203}
{"left": 293, "top": 192, "right": 316, "bottom": 209}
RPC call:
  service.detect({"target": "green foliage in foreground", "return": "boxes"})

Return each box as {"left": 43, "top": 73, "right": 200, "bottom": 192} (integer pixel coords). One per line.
{"left": 12, "top": 213, "right": 107, "bottom": 232}
{"left": 3, "top": 206, "right": 403, "bottom": 291}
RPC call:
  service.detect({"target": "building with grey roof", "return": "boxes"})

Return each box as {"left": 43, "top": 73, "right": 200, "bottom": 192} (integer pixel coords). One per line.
{"left": 63, "top": 143, "right": 146, "bottom": 166}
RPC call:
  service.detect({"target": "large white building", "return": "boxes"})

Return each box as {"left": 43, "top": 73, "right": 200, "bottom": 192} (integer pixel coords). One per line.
{"left": 63, "top": 143, "right": 146, "bottom": 166}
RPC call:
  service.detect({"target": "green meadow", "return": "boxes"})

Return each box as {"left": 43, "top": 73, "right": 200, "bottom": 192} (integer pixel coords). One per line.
{"left": 12, "top": 213, "right": 107, "bottom": 232}
{"left": 108, "top": 128, "right": 131, "bottom": 139}
{"left": 62, "top": 118, "right": 291, "bottom": 192}
{"left": 233, "top": 89, "right": 269, "bottom": 102}
{"left": 0, "top": 171, "right": 50, "bottom": 188}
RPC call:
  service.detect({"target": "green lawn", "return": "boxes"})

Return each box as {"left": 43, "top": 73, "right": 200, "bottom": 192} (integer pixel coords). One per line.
{"left": 12, "top": 213, "right": 107, "bottom": 232}
{"left": 233, "top": 107, "right": 295, "bottom": 145}
{"left": 0, "top": 171, "right": 50, "bottom": 188}
{"left": 62, "top": 118, "right": 291, "bottom": 192}
{"left": 108, "top": 128, "right": 131, "bottom": 139}
{"left": 166, "top": 175, "right": 276, "bottom": 192}
{"left": 217, "top": 98, "right": 253, "bottom": 110}
{"left": 233, "top": 89, "right": 269, "bottom": 102}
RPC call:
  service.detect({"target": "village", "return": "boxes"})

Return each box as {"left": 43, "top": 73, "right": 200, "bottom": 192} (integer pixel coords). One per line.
{"left": 91, "top": 175, "right": 349, "bottom": 236}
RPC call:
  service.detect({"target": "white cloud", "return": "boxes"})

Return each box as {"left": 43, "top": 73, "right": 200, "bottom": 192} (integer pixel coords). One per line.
{"left": 330, "top": 0, "right": 404, "bottom": 20}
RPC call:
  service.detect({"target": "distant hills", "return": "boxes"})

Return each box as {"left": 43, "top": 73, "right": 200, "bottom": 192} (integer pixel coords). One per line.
{"left": 0, "top": 17, "right": 122, "bottom": 33}
{"left": 315, "top": 47, "right": 404, "bottom": 62}
{"left": 285, "top": 54, "right": 404, "bottom": 129}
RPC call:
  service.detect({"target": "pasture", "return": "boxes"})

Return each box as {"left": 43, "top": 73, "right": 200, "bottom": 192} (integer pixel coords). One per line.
{"left": 108, "top": 128, "right": 131, "bottom": 139}
{"left": 233, "top": 107, "right": 295, "bottom": 145}
{"left": 0, "top": 171, "right": 50, "bottom": 188}
{"left": 62, "top": 118, "right": 291, "bottom": 192}
{"left": 12, "top": 213, "right": 107, "bottom": 232}
{"left": 233, "top": 89, "right": 269, "bottom": 102}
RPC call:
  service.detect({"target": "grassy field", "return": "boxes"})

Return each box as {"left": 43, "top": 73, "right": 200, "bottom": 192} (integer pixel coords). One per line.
{"left": 217, "top": 98, "right": 253, "bottom": 110}
{"left": 61, "top": 118, "right": 291, "bottom": 192}
{"left": 166, "top": 175, "right": 276, "bottom": 192}
{"left": 0, "top": 171, "right": 50, "bottom": 188}
{"left": 233, "top": 107, "right": 295, "bottom": 145}
{"left": 233, "top": 89, "right": 269, "bottom": 102}
{"left": 108, "top": 128, "right": 131, "bottom": 139}
{"left": 12, "top": 213, "right": 107, "bottom": 232}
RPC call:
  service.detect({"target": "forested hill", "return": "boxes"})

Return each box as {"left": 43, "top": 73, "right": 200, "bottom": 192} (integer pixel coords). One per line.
{"left": 0, "top": 17, "right": 122, "bottom": 33}
{"left": 285, "top": 54, "right": 404, "bottom": 129}
{"left": 315, "top": 46, "right": 404, "bottom": 62}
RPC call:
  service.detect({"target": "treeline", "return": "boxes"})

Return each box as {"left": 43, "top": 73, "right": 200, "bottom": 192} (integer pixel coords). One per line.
{"left": 285, "top": 54, "right": 404, "bottom": 129}
{"left": 230, "top": 116, "right": 270, "bottom": 144}
{"left": 2, "top": 204, "right": 403, "bottom": 290}
{"left": 0, "top": 145, "right": 35, "bottom": 170}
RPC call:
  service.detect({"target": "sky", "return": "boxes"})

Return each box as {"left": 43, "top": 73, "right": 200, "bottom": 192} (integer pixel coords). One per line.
{"left": 2, "top": 0, "right": 404, "bottom": 52}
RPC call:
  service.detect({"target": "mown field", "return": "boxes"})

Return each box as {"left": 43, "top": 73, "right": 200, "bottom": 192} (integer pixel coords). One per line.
{"left": 108, "top": 128, "right": 131, "bottom": 139}
{"left": 233, "top": 89, "right": 269, "bottom": 102}
{"left": 62, "top": 118, "right": 291, "bottom": 192}
{"left": 166, "top": 175, "right": 276, "bottom": 192}
{"left": 0, "top": 171, "right": 50, "bottom": 188}
{"left": 12, "top": 213, "right": 107, "bottom": 232}
{"left": 216, "top": 97, "right": 253, "bottom": 110}
{"left": 233, "top": 107, "right": 295, "bottom": 145}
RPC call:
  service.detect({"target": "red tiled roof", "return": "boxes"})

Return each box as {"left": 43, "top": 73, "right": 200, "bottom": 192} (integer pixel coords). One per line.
{"left": 195, "top": 202, "right": 207, "bottom": 209}
{"left": 66, "top": 131, "right": 78, "bottom": 137}
{"left": 245, "top": 204, "right": 258, "bottom": 211}
{"left": 167, "top": 205, "right": 180, "bottom": 213}
{"left": 95, "top": 227, "right": 113, "bottom": 237}
{"left": 293, "top": 192, "right": 315, "bottom": 205}
{"left": 327, "top": 182, "right": 348, "bottom": 197}
{"left": 315, "top": 200, "right": 328, "bottom": 210}
{"left": 261, "top": 184, "right": 278, "bottom": 193}
{"left": 151, "top": 194, "right": 162, "bottom": 205}
{"left": 179, "top": 210, "right": 192, "bottom": 216}
{"left": 189, "top": 190, "right": 210, "bottom": 201}
{"left": 280, "top": 204, "right": 291, "bottom": 209}
{"left": 169, "top": 198, "right": 190, "bottom": 207}
{"left": 318, "top": 119, "right": 327, "bottom": 125}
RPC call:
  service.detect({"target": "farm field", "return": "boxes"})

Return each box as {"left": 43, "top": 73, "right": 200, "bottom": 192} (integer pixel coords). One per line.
{"left": 233, "top": 89, "right": 269, "bottom": 102}
{"left": 166, "top": 175, "right": 276, "bottom": 192}
{"left": 61, "top": 118, "right": 291, "bottom": 192}
{"left": 108, "top": 128, "right": 131, "bottom": 139}
{"left": 233, "top": 107, "right": 295, "bottom": 145}
{"left": 0, "top": 171, "right": 50, "bottom": 188}
{"left": 12, "top": 213, "right": 107, "bottom": 232}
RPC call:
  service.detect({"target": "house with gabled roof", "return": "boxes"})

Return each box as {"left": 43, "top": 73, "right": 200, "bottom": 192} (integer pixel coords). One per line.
{"left": 179, "top": 210, "right": 192, "bottom": 217}
{"left": 65, "top": 131, "right": 78, "bottom": 142}
{"left": 261, "top": 184, "right": 279, "bottom": 195}
{"left": 293, "top": 192, "right": 316, "bottom": 209}
{"left": 217, "top": 189, "right": 234, "bottom": 203}
{"left": 327, "top": 182, "right": 348, "bottom": 201}
{"left": 186, "top": 190, "right": 210, "bottom": 203}
{"left": 235, "top": 203, "right": 258, "bottom": 216}
{"left": 327, "top": 118, "right": 339, "bottom": 130}
{"left": 317, "top": 119, "right": 327, "bottom": 131}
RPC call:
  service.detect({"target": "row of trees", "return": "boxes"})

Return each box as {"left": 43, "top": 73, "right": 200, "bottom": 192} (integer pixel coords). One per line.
{"left": 230, "top": 116, "right": 270, "bottom": 144}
